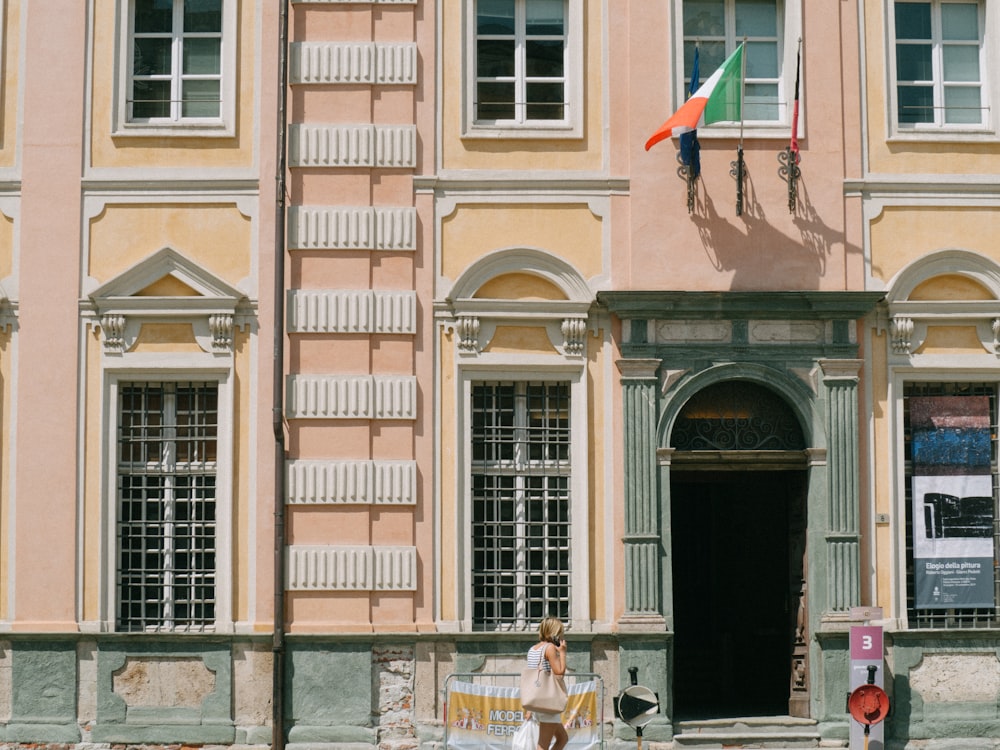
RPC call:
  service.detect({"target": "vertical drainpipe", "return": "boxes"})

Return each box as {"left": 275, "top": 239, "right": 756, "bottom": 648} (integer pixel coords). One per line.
{"left": 273, "top": 0, "right": 290, "bottom": 748}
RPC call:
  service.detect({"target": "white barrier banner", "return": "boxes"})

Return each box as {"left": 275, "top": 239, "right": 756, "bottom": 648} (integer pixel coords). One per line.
{"left": 446, "top": 679, "right": 599, "bottom": 750}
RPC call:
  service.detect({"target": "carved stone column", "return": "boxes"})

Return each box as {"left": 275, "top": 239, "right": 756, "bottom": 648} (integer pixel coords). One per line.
{"left": 617, "top": 358, "right": 666, "bottom": 628}
{"left": 819, "top": 359, "right": 863, "bottom": 613}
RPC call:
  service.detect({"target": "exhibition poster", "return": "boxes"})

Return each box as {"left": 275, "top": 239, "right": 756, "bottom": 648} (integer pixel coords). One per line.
{"left": 910, "top": 396, "right": 995, "bottom": 609}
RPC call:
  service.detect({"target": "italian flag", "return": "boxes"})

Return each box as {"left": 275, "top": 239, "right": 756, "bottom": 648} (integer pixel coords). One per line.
{"left": 645, "top": 44, "right": 744, "bottom": 151}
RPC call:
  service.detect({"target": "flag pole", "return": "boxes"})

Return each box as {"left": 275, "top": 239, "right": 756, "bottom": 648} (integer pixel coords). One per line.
{"left": 778, "top": 36, "right": 803, "bottom": 213}
{"left": 735, "top": 38, "right": 747, "bottom": 216}
{"left": 738, "top": 38, "right": 746, "bottom": 147}
{"left": 676, "top": 40, "right": 701, "bottom": 213}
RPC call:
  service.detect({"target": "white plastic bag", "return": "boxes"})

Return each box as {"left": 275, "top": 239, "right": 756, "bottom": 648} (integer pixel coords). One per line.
{"left": 511, "top": 716, "right": 538, "bottom": 750}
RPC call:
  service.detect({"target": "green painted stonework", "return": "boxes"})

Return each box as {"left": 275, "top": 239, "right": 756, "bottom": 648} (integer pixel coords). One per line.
{"left": 887, "top": 634, "right": 1000, "bottom": 744}
{"left": 616, "top": 638, "right": 672, "bottom": 740}
{"left": 285, "top": 641, "right": 376, "bottom": 743}
{"left": 5, "top": 641, "right": 80, "bottom": 743}
{"left": 600, "top": 290, "right": 883, "bottom": 732}
{"left": 619, "top": 359, "right": 664, "bottom": 621}
{"left": 93, "top": 641, "right": 234, "bottom": 744}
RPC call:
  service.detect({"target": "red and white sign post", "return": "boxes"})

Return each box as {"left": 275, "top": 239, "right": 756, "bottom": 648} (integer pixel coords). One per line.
{"left": 849, "top": 621, "right": 888, "bottom": 750}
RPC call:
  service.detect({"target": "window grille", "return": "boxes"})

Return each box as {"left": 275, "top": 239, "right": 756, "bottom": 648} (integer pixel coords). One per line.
{"left": 903, "top": 382, "right": 1000, "bottom": 629}
{"left": 471, "top": 382, "right": 571, "bottom": 631}
{"left": 117, "top": 382, "right": 218, "bottom": 632}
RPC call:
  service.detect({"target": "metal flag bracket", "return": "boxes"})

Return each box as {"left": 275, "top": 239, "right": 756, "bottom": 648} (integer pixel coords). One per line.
{"left": 730, "top": 145, "right": 745, "bottom": 216}
{"left": 676, "top": 151, "right": 698, "bottom": 214}
{"left": 778, "top": 147, "right": 801, "bottom": 213}
{"left": 779, "top": 36, "right": 804, "bottom": 214}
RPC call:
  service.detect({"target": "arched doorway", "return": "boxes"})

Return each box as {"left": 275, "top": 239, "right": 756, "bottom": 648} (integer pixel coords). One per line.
{"left": 669, "top": 381, "right": 809, "bottom": 719}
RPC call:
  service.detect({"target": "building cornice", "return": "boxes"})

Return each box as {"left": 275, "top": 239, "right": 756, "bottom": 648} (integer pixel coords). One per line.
{"left": 598, "top": 291, "right": 885, "bottom": 321}
{"left": 845, "top": 175, "right": 1000, "bottom": 199}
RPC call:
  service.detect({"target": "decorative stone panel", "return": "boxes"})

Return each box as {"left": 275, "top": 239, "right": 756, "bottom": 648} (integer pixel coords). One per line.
{"left": 286, "top": 374, "right": 416, "bottom": 420}
{"left": 655, "top": 320, "right": 732, "bottom": 344}
{"left": 749, "top": 320, "right": 826, "bottom": 344}
{"left": 288, "top": 206, "right": 417, "bottom": 251}
{"left": 287, "top": 545, "right": 418, "bottom": 590}
{"left": 288, "top": 289, "right": 416, "bottom": 334}
{"left": 94, "top": 645, "right": 233, "bottom": 744}
{"left": 289, "top": 124, "right": 416, "bottom": 168}
{"left": 910, "top": 652, "right": 1000, "bottom": 703}
{"left": 286, "top": 459, "right": 417, "bottom": 505}
{"left": 291, "top": 42, "right": 417, "bottom": 85}
{"left": 113, "top": 657, "right": 215, "bottom": 709}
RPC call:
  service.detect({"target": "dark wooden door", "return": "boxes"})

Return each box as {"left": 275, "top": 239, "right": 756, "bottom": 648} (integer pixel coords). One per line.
{"left": 670, "top": 470, "right": 808, "bottom": 719}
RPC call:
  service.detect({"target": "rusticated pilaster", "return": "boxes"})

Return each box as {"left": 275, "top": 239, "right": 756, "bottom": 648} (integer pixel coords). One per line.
{"left": 617, "top": 358, "right": 665, "bottom": 626}
{"left": 819, "top": 359, "right": 863, "bottom": 612}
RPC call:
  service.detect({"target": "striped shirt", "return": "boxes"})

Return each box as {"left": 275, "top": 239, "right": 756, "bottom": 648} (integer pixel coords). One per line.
{"left": 526, "top": 643, "right": 552, "bottom": 672}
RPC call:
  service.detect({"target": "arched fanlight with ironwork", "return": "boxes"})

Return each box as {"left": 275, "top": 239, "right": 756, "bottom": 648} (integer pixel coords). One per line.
{"left": 671, "top": 380, "right": 805, "bottom": 452}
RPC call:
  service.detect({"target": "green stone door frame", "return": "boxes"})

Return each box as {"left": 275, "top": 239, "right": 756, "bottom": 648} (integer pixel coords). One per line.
{"left": 601, "top": 290, "right": 883, "bottom": 721}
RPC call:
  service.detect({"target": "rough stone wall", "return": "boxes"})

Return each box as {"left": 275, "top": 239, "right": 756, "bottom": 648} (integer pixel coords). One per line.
{"left": 375, "top": 645, "right": 417, "bottom": 750}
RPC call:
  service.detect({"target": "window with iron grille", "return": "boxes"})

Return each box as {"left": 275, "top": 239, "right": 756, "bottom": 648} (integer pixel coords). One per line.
{"left": 903, "top": 382, "right": 1000, "bottom": 629}
{"left": 471, "top": 381, "right": 571, "bottom": 631}
{"left": 117, "top": 382, "right": 218, "bottom": 632}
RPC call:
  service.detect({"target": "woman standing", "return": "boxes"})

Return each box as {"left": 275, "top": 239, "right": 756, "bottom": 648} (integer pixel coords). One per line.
{"left": 526, "top": 617, "right": 568, "bottom": 750}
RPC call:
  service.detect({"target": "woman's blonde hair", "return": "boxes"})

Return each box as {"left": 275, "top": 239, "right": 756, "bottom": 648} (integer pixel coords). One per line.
{"left": 538, "top": 616, "right": 564, "bottom": 642}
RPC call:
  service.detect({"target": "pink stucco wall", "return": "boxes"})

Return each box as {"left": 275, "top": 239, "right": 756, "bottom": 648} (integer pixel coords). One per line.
{"left": 620, "top": 3, "right": 864, "bottom": 293}
{"left": 14, "top": 0, "right": 88, "bottom": 629}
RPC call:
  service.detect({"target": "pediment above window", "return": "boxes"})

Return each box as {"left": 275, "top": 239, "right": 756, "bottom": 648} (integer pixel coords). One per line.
{"left": 441, "top": 248, "right": 596, "bottom": 358}
{"left": 87, "top": 247, "right": 250, "bottom": 355}
{"left": 882, "top": 250, "right": 1000, "bottom": 359}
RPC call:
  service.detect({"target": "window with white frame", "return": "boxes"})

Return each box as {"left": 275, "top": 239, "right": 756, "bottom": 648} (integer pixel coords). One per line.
{"left": 467, "top": 0, "right": 582, "bottom": 137}
{"left": 680, "top": 0, "right": 784, "bottom": 123}
{"left": 471, "top": 381, "right": 571, "bottom": 631}
{"left": 902, "top": 381, "right": 1000, "bottom": 629}
{"left": 892, "top": 0, "right": 987, "bottom": 130}
{"left": 120, "top": 0, "right": 234, "bottom": 133}
{"left": 116, "top": 381, "right": 218, "bottom": 632}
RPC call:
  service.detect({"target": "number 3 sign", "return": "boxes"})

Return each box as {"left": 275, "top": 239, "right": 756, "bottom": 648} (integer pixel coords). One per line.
{"left": 851, "top": 626, "right": 882, "bottom": 660}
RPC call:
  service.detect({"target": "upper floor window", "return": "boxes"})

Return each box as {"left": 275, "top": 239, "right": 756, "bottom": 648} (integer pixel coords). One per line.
{"left": 892, "top": 1, "right": 988, "bottom": 131}
{"left": 682, "top": 0, "right": 781, "bottom": 122}
{"left": 466, "top": 0, "right": 583, "bottom": 138}
{"left": 118, "top": 0, "right": 236, "bottom": 136}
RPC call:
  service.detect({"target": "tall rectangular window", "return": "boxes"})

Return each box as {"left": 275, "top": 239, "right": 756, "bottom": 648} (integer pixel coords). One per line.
{"left": 903, "top": 382, "right": 1000, "bottom": 629}
{"left": 117, "top": 382, "right": 218, "bottom": 632}
{"left": 471, "top": 382, "right": 571, "bottom": 631}
{"left": 475, "top": 0, "right": 568, "bottom": 124}
{"left": 894, "top": 1, "right": 985, "bottom": 127}
{"left": 682, "top": 0, "right": 782, "bottom": 121}
{"left": 129, "top": 0, "right": 223, "bottom": 121}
